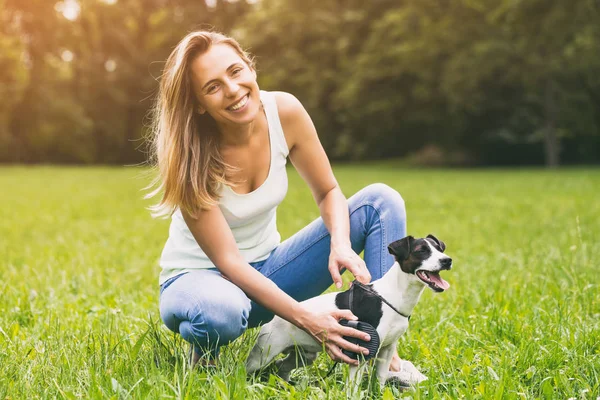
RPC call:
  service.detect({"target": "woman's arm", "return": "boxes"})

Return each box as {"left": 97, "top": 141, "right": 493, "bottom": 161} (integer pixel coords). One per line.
{"left": 275, "top": 91, "right": 371, "bottom": 288}
{"left": 181, "top": 206, "right": 371, "bottom": 365}
{"left": 318, "top": 185, "right": 372, "bottom": 288}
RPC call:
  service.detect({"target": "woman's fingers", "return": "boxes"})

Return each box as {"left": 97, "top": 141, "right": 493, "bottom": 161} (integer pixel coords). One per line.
{"left": 307, "top": 311, "right": 371, "bottom": 365}
{"left": 334, "top": 336, "right": 370, "bottom": 356}
{"left": 327, "top": 343, "right": 359, "bottom": 365}
{"left": 344, "top": 259, "right": 371, "bottom": 284}
{"left": 355, "top": 260, "right": 371, "bottom": 283}
{"left": 326, "top": 333, "right": 369, "bottom": 364}
{"left": 361, "top": 260, "right": 372, "bottom": 282}
{"left": 331, "top": 309, "right": 357, "bottom": 321}
{"left": 328, "top": 310, "right": 371, "bottom": 352}
{"left": 339, "top": 325, "right": 371, "bottom": 342}
{"left": 329, "top": 248, "right": 372, "bottom": 288}
{"left": 328, "top": 263, "right": 343, "bottom": 289}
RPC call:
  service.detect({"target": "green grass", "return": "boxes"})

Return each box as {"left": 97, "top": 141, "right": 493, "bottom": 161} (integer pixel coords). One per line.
{"left": 1, "top": 165, "right": 599, "bottom": 399}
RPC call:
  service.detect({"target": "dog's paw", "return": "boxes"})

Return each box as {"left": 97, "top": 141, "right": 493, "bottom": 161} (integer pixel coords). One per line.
{"left": 386, "top": 360, "right": 427, "bottom": 388}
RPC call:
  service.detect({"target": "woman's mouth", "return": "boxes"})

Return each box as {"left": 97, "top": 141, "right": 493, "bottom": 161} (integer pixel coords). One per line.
{"left": 227, "top": 94, "right": 249, "bottom": 112}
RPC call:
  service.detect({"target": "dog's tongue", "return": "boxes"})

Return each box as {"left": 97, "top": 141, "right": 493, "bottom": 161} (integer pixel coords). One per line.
{"left": 429, "top": 272, "right": 450, "bottom": 290}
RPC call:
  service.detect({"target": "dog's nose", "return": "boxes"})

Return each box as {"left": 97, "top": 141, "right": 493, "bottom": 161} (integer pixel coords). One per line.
{"left": 440, "top": 258, "right": 452, "bottom": 270}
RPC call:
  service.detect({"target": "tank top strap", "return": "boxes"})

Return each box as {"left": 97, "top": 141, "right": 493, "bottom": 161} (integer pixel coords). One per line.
{"left": 260, "top": 90, "right": 289, "bottom": 158}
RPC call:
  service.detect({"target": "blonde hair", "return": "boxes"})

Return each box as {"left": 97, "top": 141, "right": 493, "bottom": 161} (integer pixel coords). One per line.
{"left": 145, "top": 31, "right": 255, "bottom": 218}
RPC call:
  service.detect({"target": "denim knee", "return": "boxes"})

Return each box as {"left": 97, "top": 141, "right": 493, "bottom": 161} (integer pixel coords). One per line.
{"left": 201, "top": 302, "right": 250, "bottom": 347}
{"left": 348, "top": 183, "right": 407, "bottom": 278}
{"left": 356, "top": 183, "right": 405, "bottom": 212}
{"left": 159, "top": 280, "right": 250, "bottom": 356}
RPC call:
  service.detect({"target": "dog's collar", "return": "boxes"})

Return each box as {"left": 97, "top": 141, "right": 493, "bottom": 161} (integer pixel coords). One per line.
{"left": 350, "top": 280, "right": 411, "bottom": 320}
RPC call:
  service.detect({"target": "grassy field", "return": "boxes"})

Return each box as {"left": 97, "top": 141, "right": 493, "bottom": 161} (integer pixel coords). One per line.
{"left": 0, "top": 165, "right": 599, "bottom": 399}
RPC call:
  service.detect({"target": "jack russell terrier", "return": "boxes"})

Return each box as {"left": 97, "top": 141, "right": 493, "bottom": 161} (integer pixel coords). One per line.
{"left": 245, "top": 234, "right": 452, "bottom": 391}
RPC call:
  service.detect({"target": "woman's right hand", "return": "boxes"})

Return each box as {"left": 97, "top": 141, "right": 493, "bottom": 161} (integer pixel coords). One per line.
{"left": 300, "top": 308, "right": 372, "bottom": 365}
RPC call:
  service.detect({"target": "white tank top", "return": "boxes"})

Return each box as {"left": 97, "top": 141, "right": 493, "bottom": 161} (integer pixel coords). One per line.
{"left": 158, "top": 91, "right": 289, "bottom": 285}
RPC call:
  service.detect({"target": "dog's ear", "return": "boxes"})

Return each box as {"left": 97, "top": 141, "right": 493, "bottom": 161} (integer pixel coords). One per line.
{"left": 426, "top": 234, "right": 446, "bottom": 253}
{"left": 388, "top": 236, "right": 415, "bottom": 261}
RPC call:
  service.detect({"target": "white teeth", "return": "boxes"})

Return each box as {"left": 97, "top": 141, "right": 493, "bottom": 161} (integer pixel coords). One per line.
{"left": 229, "top": 95, "right": 248, "bottom": 111}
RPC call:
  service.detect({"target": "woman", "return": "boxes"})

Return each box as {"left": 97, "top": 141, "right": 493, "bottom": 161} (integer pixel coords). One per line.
{"left": 148, "top": 31, "right": 410, "bottom": 373}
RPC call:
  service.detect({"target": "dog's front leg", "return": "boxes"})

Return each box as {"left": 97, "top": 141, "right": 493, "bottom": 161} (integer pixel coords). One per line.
{"left": 246, "top": 323, "right": 288, "bottom": 374}
{"left": 374, "top": 345, "right": 396, "bottom": 390}
{"left": 346, "top": 363, "right": 367, "bottom": 399}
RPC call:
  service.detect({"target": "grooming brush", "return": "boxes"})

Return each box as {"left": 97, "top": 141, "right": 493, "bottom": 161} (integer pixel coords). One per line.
{"left": 338, "top": 319, "right": 380, "bottom": 361}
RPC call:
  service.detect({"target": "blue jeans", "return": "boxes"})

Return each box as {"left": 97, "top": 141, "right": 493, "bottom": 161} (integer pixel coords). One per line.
{"left": 159, "top": 184, "right": 406, "bottom": 357}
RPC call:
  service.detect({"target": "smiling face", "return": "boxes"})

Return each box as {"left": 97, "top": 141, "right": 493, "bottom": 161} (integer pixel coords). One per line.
{"left": 190, "top": 43, "right": 261, "bottom": 129}
{"left": 388, "top": 235, "right": 452, "bottom": 292}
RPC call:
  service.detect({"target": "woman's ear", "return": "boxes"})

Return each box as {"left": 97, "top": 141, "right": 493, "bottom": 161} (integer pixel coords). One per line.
{"left": 197, "top": 106, "right": 206, "bottom": 115}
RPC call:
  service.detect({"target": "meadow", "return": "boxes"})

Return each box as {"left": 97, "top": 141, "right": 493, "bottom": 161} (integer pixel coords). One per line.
{"left": 0, "top": 165, "right": 598, "bottom": 399}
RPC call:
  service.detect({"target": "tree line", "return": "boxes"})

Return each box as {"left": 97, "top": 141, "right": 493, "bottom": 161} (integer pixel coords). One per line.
{"left": 1, "top": 0, "right": 599, "bottom": 166}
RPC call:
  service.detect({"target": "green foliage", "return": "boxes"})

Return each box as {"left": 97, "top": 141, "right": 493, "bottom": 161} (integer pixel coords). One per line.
{"left": 0, "top": 166, "right": 599, "bottom": 398}
{"left": 0, "top": 21, "right": 27, "bottom": 161}
{"left": 239, "top": 0, "right": 600, "bottom": 165}
{"left": 0, "top": 3, "right": 28, "bottom": 127}
{"left": 0, "top": 1, "right": 599, "bottom": 165}
{"left": 0, "top": 0, "right": 249, "bottom": 164}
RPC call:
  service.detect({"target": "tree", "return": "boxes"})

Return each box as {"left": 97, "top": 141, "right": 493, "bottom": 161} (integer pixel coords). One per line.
{"left": 0, "top": 0, "right": 28, "bottom": 161}
{"left": 496, "top": 0, "right": 600, "bottom": 167}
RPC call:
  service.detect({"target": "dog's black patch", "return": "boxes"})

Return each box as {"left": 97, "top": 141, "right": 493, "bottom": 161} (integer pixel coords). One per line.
{"left": 334, "top": 284, "right": 383, "bottom": 329}
{"left": 388, "top": 236, "right": 436, "bottom": 274}
{"left": 387, "top": 236, "right": 414, "bottom": 263}
{"left": 426, "top": 234, "right": 446, "bottom": 253}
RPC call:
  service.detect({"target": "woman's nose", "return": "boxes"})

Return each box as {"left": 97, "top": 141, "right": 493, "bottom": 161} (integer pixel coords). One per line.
{"left": 224, "top": 79, "right": 240, "bottom": 97}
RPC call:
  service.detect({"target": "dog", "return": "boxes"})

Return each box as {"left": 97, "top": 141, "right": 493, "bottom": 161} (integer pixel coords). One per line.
{"left": 245, "top": 234, "right": 452, "bottom": 391}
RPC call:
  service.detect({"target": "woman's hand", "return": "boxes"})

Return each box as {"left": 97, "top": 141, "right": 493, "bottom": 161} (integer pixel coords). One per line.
{"left": 329, "top": 243, "right": 371, "bottom": 289}
{"left": 301, "top": 308, "right": 371, "bottom": 365}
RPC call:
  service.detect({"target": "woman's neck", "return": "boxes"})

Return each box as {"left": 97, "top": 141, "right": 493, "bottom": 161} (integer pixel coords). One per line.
{"left": 217, "top": 121, "right": 255, "bottom": 147}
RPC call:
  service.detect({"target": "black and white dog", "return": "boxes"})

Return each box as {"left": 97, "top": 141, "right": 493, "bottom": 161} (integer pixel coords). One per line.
{"left": 246, "top": 234, "right": 452, "bottom": 390}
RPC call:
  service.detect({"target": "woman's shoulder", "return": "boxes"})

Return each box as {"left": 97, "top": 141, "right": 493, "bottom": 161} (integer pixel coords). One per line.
{"left": 269, "top": 91, "right": 310, "bottom": 145}
{"left": 270, "top": 91, "right": 304, "bottom": 123}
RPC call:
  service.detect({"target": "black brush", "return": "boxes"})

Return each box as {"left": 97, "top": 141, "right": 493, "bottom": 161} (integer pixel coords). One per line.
{"left": 338, "top": 319, "right": 380, "bottom": 361}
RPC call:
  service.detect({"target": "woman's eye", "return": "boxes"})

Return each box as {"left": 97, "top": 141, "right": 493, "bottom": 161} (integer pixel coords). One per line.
{"left": 207, "top": 84, "right": 219, "bottom": 93}
{"left": 232, "top": 68, "right": 242, "bottom": 75}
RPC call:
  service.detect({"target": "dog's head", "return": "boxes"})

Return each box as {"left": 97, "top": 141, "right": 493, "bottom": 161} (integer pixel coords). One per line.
{"left": 387, "top": 234, "right": 452, "bottom": 292}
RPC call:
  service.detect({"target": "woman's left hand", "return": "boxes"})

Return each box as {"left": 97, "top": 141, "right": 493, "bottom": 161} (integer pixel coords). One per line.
{"left": 328, "top": 243, "right": 371, "bottom": 288}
